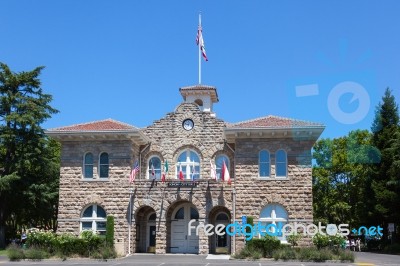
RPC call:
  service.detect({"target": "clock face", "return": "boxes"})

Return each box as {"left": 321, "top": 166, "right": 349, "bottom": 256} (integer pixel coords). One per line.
{"left": 182, "top": 119, "right": 194, "bottom": 131}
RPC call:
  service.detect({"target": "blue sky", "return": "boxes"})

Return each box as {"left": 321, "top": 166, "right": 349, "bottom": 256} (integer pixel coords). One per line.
{"left": 1, "top": 0, "right": 399, "bottom": 138}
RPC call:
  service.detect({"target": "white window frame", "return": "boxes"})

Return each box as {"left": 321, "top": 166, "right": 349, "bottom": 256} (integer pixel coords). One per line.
{"left": 215, "top": 155, "right": 230, "bottom": 181}
{"left": 146, "top": 156, "right": 162, "bottom": 180}
{"left": 80, "top": 204, "right": 107, "bottom": 235}
{"left": 259, "top": 204, "right": 288, "bottom": 242}
{"left": 176, "top": 150, "right": 201, "bottom": 180}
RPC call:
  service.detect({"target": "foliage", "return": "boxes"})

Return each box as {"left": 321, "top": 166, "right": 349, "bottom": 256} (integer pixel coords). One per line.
{"left": 287, "top": 234, "right": 302, "bottom": 247}
{"left": 91, "top": 245, "right": 117, "bottom": 260}
{"left": 232, "top": 245, "right": 262, "bottom": 260}
{"left": 105, "top": 216, "right": 114, "bottom": 247}
{"left": 246, "top": 235, "right": 281, "bottom": 258}
{"left": 24, "top": 247, "right": 49, "bottom": 261}
{"left": 312, "top": 233, "right": 345, "bottom": 250}
{"left": 272, "top": 246, "right": 296, "bottom": 261}
{"left": 0, "top": 63, "right": 59, "bottom": 248}
{"left": 370, "top": 88, "right": 400, "bottom": 240}
{"left": 6, "top": 244, "right": 25, "bottom": 261}
{"left": 312, "top": 130, "right": 378, "bottom": 227}
{"left": 23, "top": 230, "right": 110, "bottom": 258}
{"left": 272, "top": 247, "right": 354, "bottom": 262}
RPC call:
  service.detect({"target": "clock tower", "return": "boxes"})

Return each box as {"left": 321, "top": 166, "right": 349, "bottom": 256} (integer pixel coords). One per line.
{"left": 179, "top": 85, "right": 219, "bottom": 116}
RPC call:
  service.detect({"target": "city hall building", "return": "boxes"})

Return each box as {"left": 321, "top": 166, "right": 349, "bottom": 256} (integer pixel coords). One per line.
{"left": 47, "top": 85, "right": 324, "bottom": 255}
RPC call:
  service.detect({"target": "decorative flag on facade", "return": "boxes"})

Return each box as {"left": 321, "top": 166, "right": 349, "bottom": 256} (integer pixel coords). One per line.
{"left": 210, "top": 159, "right": 217, "bottom": 181}
{"left": 161, "top": 160, "right": 168, "bottom": 183}
{"left": 196, "top": 21, "right": 208, "bottom": 61}
{"left": 222, "top": 160, "right": 231, "bottom": 185}
{"left": 179, "top": 164, "right": 184, "bottom": 181}
{"left": 129, "top": 160, "right": 139, "bottom": 183}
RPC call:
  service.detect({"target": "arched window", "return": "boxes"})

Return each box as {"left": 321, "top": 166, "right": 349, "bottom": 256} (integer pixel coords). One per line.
{"left": 99, "top": 152, "right": 109, "bottom": 178}
{"left": 149, "top": 213, "right": 156, "bottom": 221}
{"left": 276, "top": 150, "right": 287, "bottom": 177}
{"left": 81, "top": 204, "right": 107, "bottom": 235}
{"left": 216, "top": 213, "right": 229, "bottom": 222}
{"left": 259, "top": 204, "right": 288, "bottom": 241}
{"left": 215, "top": 155, "right": 230, "bottom": 181}
{"left": 259, "top": 150, "right": 270, "bottom": 177}
{"left": 176, "top": 150, "right": 200, "bottom": 180}
{"left": 175, "top": 207, "right": 184, "bottom": 219}
{"left": 84, "top": 153, "right": 93, "bottom": 178}
{"left": 190, "top": 208, "right": 199, "bottom": 220}
{"left": 147, "top": 156, "right": 161, "bottom": 180}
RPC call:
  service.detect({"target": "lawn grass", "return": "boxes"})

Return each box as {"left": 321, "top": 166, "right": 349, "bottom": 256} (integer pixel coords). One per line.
{"left": 0, "top": 249, "right": 7, "bottom": 256}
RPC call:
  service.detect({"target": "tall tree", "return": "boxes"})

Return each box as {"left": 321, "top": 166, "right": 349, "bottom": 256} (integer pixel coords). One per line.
{"left": 370, "top": 88, "right": 399, "bottom": 240}
{"left": 0, "top": 63, "right": 58, "bottom": 248}
{"left": 313, "top": 130, "right": 378, "bottom": 227}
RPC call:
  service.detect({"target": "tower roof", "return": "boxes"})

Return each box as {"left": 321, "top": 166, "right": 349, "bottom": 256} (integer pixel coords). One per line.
{"left": 179, "top": 85, "right": 219, "bottom": 103}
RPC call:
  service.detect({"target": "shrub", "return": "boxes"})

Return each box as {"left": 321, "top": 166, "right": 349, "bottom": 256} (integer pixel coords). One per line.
{"left": 91, "top": 245, "right": 117, "bottom": 260}
{"left": 287, "top": 234, "right": 302, "bottom": 247}
{"left": 6, "top": 244, "right": 25, "bottom": 261}
{"left": 106, "top": 216, "right": 115, "bottom": 248}
{"left": 81, "top": 230, "right": 102, "bottom": 255}
{"left": 272, "top": 247, "right": 297, "bottom": 261}
{"left": 312, "top": 233, "right": 345, "bottom": 250}
{"left": 26, "top": 231, "right": 57, "bottom": 253}
{"left": 338, "top": 249, "right": 355, "bottom": 262}
{"left": 245, "top": 235, "right": 281, "bottom": 258}
{"left": 24, "top": 248, "right": 49, "bottom": 261}
{"left": 232, "top": 246, "right": 262, "bottom": 260}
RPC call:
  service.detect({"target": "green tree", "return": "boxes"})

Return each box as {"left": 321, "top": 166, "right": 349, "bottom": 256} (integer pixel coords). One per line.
{"left": 370, "top": 88, "right": 399, "bottom": 240}
{"left": 312, "top": 130, "right": 377, "bottom": 227}
{"left": 0, "top": 63, "right": 58, "bottom": 248}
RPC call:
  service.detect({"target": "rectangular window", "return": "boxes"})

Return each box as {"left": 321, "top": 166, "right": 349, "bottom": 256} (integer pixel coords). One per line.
{"left": 82, "top": 222, "right": 92, "bottom": 231}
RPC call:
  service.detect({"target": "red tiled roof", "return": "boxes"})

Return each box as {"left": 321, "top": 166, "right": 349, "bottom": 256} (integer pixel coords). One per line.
{"left": 48, "top": 119, "right": 137, "bottom": 132}
{"left": 227, "top": 115, "right": 324, "bottom": 129}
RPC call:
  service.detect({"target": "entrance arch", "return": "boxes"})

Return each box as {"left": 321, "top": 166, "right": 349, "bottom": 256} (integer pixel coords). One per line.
{"left": 135, "top": 206, "right": 156, "bottom": 253}
{"left": 208, "top": 206, "right": 231, "bottom": 254}
{"left": 169, "top": 202, "right": 199, "bottom": 253}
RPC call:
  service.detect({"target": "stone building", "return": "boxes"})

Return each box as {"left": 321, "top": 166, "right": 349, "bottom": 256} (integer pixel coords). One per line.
{"left": 47, "top": 85, "right": 324, "bottom": 255}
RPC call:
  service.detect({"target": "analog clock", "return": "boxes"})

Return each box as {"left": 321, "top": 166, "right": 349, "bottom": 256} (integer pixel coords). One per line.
{"left": 182, "top": 119, "right": 194, "bottom": 131}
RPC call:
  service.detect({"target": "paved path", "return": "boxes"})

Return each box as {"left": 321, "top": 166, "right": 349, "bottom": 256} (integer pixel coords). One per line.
{"left": 0, "top": 252, "right": 398, "bottom": 266}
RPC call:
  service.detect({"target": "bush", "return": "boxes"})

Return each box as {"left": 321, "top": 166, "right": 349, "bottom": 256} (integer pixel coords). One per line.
{"left": 106, "top": 216, "right": 115, "bottom": 248}
{"left": 6, "top": 244, "right": 25, "bottom": 261}
{"left": 232, "top": 246, "right": 262, "bottom": 260}
{"left": 272, "top": 247, "right": 297, "bottom": 261}
{"left": 312, "top": 233, "right": 345, "bottom": 250}
{"left": 338, "top": 249, "right": 355, "bottom": 262}
{"left": 27, "top": 231, "right": 57, "bottom": 253}
{"left": 24, "top": 248, "right": 49, "bottom": 261}
{"left": 243, "top": 235, "right": 281, "bottom": 258}
{"left": 91, "top": 245, "right": 117, "bottom": 260}
{"left": 287, "top": 234, "right": 302, "bottom": 247}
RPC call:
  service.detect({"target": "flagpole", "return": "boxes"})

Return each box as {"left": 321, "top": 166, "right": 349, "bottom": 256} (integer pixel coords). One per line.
{"left": 198, "top": 13, "right": 201, "bottom": 84}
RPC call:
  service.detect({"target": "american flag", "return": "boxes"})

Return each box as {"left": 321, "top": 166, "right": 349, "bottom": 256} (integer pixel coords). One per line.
{"left": 196, "top": 25, "right": 208, "bottom": 61}
{"left": 129, "top": 160, "right": 139, "bottom": 183}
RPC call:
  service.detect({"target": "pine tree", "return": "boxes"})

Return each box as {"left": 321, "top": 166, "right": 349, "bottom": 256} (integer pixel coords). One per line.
{"left": 0, "top": 63, "right": 58, "bottom": 248}
{"left": 370, "top": 88, "right": 399, "bottom": 241}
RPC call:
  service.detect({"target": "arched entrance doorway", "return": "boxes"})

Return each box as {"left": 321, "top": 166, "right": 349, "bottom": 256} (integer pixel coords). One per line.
{"left": 208, "top": 206, "right": 231, "bottom": 254}
{"left": 169, "top": 202, "right": 199, "bottom": 253}
{"left": 135, "top": 206, "right": 156, "bottom": 253}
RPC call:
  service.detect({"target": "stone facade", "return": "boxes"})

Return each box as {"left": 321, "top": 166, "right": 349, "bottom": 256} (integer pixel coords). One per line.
{"left": 48, "top": 85, "right": 324, "bottom": 255}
